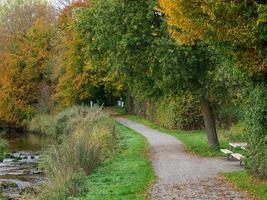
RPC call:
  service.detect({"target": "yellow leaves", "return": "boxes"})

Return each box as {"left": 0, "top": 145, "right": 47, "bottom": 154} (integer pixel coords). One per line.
{"left": 159, "top": 0, "right": 252, "bottom": 45}
{"left": 158, "top": 0, "right": 204, "bottom": 45}
{"left": 159, "top": 0, "right": 267, "bottom": 76}
{"left": 257, "top": 4, "right": 267, "bottom": 25}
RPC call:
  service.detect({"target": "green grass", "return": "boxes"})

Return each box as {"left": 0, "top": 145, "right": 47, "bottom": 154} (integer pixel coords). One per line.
{"left": 126, "top": 115, "right": 228, "bottom": 157}
{"left": 79, "top": 123, "right": 155, "bottom": 200}
{"left": 224, "top": 171, "right": 267, "bottom": 200}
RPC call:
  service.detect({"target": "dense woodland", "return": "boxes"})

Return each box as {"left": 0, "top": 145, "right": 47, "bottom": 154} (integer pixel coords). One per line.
{"left": 0, "top": 0, "right": 266, "bottom": 187}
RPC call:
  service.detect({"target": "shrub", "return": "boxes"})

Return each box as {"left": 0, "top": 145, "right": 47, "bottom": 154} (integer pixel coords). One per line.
{"left": 220, "top": 122, "right": 246, "bottom": 142}
{"left": 53, "top": 106, "right": 113, "bottom": 136}
{"left": 156, "top": 94, "right": 202, "bottom": 130}
{"left": 216, "top": 105, "right": 244, "bottom": 128}
{"left": 21, "top": 172, "right": 88, "bottom": 200}
{"left": 35, "top": 106, "right": 118, "bottom": 199}
{"left": 130, "top": 93, "right": 202, "bottom": 130}
{"left": 244, "top": 83, "right": 267, "bottom": 179}
{"left": 28, "top": 114, "right": 55, "bottom": 136}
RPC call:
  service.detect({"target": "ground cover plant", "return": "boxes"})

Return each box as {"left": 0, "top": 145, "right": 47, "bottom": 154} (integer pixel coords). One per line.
{"left": 224, "top": 171, "right": 267, "bottom": 200}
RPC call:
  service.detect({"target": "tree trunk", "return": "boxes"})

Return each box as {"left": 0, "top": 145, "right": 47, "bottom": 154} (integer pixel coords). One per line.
{"left": 200, "top": 97, "right": 219, "bottom": 147}
{"left": 129, "top": 95, "right": 135, "bottom": 114}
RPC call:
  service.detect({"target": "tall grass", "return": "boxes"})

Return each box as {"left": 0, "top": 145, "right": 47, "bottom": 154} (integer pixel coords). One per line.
{"left": 0, "top": 138, "right": 7, "bottom": 161}
{"left": 28, "top": 114, "right": 56, "bottom": 136}
{"left": 27, "top": 106, "right": 118, "bottom": 199}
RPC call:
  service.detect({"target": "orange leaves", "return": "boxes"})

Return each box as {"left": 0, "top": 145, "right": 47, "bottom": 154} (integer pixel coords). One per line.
{"left": 52, "top": 15, "right": 90, "bottom": 108}
{"left": 0, "top": 17, "right": 53, "bottom": 126}
{"left": 58, "top": 0, "right": 90, "bottom": 26}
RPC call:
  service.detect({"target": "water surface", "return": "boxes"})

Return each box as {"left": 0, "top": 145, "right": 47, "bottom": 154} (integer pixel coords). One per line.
{"left": 0, "top": 131, "right": 48, "bottom": 199}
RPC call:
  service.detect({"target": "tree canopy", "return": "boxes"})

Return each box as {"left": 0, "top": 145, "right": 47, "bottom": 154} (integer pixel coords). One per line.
{"left": 0, "top": 0, "right": 266, "bottom": 178}
{"left": 159, "top": 0, "right": 267, "bottom": 77}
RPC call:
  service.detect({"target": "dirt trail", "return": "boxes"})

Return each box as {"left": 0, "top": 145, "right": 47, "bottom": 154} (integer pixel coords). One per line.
{"left": 116, "top": 117, "right": 250, "bottom": 200}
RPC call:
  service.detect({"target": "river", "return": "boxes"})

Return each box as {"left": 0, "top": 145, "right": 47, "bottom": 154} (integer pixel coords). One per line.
{"left": 0, "top": 131, "right": 48, "bottom": 199}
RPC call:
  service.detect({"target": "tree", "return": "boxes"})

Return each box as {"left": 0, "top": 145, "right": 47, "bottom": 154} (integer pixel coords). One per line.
{"left": 78, "top": 0, "right": 222, "bottom": 148}
{"left": 0, "top": 0, "right": 54, "bottom": 127}
{"left": 153, "top": 40, "right": 220, "bottom": 146}
{"left": 50, "top": 0, "right": 87, "bottom": 11}
{"left": 52, "top": 1, "right": 90, "bottom": 108}
{"left": 159, "top": 0, "right": 266, "bottom": 77}
{"left": 158, "top": 0, "right": 221, "bottom": 146}
{"left": 78, "top": 0, "right": 169, "bottom": 100}
{"left": 53, "top": 0, "right": 124, "bottom": 108}
{"left": 159, "top": 0, "right": 267, "bottom": 177}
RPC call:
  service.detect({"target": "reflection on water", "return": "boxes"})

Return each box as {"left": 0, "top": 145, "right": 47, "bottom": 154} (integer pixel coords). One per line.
{"left": 0, "top": 131, "right": 48, "bottom": 199}
{"left": 3, "top": 131, "right": 48, "bottom": 152}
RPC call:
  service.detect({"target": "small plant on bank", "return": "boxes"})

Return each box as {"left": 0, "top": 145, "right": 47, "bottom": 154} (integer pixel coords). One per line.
{"left": 28, "top": 106, "right": 118, "bottom": 199}
{"left": 0, "top": 138, "right": 7, "bottom": 161}
{"left": 28, "top": 114, "right": 55, "bottom": 137}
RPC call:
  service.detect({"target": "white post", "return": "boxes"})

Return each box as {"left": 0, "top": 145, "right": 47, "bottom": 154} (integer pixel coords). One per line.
{"left": 90, "top": 101, "right": 93, "bottom": 108}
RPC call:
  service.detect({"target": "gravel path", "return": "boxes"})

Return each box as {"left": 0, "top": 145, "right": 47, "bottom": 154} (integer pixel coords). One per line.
{"left": 115, "top": 117, "right": 250, "bottom": 200}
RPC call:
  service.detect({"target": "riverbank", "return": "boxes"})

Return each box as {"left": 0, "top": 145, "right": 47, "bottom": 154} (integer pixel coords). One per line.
{"left": 27, "top": 124, "right": 154, "bottom": 200}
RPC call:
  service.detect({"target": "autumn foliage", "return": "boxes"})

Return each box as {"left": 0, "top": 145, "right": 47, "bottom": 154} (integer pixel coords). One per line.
{"left": 159, "top": 0, "right": 267, "bottom": 77}
{"left": 159, "top": 0, "right": 267, "bottom": 178}
{"left": 0, "top": 1, "right": 54, "bottom": 126}
{"left": 0, "top": 0, "right": 266, "bottom": 178}
{"left": 0, "top": 0, "right": 124, "bottom": 126}
{"left": 53, "top": 0, "right": 124, "bottom": 109}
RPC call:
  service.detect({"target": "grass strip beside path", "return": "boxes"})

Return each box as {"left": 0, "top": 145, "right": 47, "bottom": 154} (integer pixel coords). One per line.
{"left": 224, "top": 171, "right": 267, "bottom": 200}
{"left": 80, "top": 123, "right": 155, "bottom": 200}
{"left": 126, "top": 115, "right": 228, "bottom": 157}
{"left": 124, "top": 114, "right": 267, "bottom": 200}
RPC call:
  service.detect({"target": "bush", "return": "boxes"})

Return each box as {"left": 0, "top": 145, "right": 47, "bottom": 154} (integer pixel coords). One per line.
{"left": 28, "top": 114, "right": 55, "bottom": 136}
{"left": 220, "top": 122, "right": 246, "bottom": 142}
{"left": 31, "top": 106, "right": 118, "bottom": 199}
{"left": 154, "top": 93, "right": 202, "bottom": 130}
{"left": 53, "top": 106, "right": 114, "bottom": 136}
{"left": 216, "top": 105, "right": 244, "bottom": 128}
{"left": 130, "top": 93, "right": 203, "bottom": 130}
{"left": 245, "top": 83, "right": 267, "bottom": 179}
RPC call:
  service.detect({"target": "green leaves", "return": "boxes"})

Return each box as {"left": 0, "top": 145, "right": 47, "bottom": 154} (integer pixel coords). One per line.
{"left": 245, "top": 83, "right": 267, "bottom": 179}
{"left": 78, "top": 0, "right": 164, "bottom": 98}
